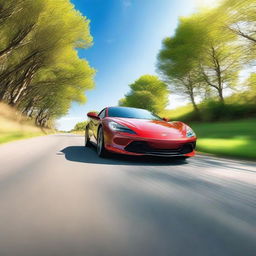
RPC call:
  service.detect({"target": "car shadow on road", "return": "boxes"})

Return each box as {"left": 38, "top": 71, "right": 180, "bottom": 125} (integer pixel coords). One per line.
{"left": 60, "top": 145, "right": 188, "bottom": 166}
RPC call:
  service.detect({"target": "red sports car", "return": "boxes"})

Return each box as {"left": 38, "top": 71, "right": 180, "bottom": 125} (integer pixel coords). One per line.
{"left": 85, "top": 106, "right": 196, "bottom": 159}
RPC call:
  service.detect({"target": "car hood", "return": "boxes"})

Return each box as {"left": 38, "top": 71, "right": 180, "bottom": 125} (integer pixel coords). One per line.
{"left": 109, "top": 117, "right": 189, "bottom": 139}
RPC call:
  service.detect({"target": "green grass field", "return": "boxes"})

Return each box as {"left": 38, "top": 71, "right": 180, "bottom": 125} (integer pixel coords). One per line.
{"left": 190, "top": 119, "right": 256, "bottom": 160}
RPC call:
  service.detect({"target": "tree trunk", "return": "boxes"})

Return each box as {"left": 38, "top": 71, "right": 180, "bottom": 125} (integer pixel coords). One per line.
{"left": 218, "top": 88, "right": 225, "bottom": 103}
{"left": 22, "top": 99, "right": 34, "bottom": 114}
{"left": 28, "top": 107, "right": 35, "bottom": 118}
{"left": 0, "top": 50, "right": 39, "bottom": 82}
{"left": 191, "top": 95, "right": 199, "bottom": 112}
{"left": 35, "top": 109, "right": 44, "bottom": 126}
{"left": 9, "top": 63, "right": 39, "bottom": 106}
{"left": 0, "top": 80, "right": 11, "bottom": 100}
{"left": 187, "top": 80, "right": 199, "bottom": 113}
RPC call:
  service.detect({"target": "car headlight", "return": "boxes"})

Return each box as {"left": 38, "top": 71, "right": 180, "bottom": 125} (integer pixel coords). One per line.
{"left": 108, "top": 121, "right": 136, "bottom": 134}
{"left": 186, "top": 127, "right": 196, "bottom": 137}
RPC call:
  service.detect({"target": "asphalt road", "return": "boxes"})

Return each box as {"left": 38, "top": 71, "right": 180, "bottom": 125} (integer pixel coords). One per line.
{"left": 0, "top": 134, "right": 255, "bottom": 256}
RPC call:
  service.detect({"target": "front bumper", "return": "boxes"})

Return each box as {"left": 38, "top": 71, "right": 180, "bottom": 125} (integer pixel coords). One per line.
{"left": 105, "top": 133, "right": 197, "bottom": 157}
{"left": 124, "top": 140, "right": 196, "bottom": 156}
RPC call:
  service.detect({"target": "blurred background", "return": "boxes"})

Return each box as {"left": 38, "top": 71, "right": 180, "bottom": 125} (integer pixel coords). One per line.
{"left": 0, "top": 0, "right": 255, "bottom": 160}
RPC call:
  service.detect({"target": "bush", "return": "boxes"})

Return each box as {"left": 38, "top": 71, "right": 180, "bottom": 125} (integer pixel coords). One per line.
{"left": 71, "top": 121, "right": 87, "bottom": 131}
{"left": 175, "top": 101, "right": 256, "bottom": 122}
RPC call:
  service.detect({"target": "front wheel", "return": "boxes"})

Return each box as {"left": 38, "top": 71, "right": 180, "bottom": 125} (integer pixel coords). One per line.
{"left": 97, "top": 127, "right": 108, "bottom": 157}
{"left": 179, "top": 156, "right": 189, "bottom": 161}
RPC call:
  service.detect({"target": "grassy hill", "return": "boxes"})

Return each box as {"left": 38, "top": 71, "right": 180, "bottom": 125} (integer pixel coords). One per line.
{"left": 0, "top": 102, "right": 53, "bottom": 144}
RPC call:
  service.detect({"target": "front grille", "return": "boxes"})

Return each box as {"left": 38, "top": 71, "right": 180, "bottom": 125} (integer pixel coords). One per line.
{"left": 124, "top": 141, "right": 196, "bottom": 156}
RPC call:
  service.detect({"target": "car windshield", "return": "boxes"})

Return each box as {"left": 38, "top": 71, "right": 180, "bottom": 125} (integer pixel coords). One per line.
{"left": 108, "top": 107, "right": 162, "bottom": 120}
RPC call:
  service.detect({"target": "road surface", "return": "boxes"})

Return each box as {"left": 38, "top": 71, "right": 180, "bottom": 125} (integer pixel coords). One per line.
{"left": 0, "top": 134, "right": 255, "bottom": 256}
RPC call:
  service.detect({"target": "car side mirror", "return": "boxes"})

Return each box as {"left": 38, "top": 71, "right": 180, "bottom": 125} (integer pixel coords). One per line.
{"left": 162, "top": 117, "right": 169, "bottom": 122}
{"left": 87, "top": 112, "right": 100, "bottom": 120}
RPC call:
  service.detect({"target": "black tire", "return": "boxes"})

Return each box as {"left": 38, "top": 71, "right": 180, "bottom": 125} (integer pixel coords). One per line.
{"left": 179, "top": 156, "right": 189, "bottom": 161}
{"left": 84, "top": 127, "right": 90, "bottom": 147}
{"left": 97, "top": 127, "right": 108, "bottom": 157}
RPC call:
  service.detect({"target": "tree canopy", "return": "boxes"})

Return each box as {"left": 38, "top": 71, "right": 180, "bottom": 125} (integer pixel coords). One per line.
{"left": 0, "top": 0, "right": 95, "bottom": 127}
{"left": 158, "top": 10, "right": 243, "bottom": 108}
{"left": 219, "top": 0, "right": 256, "bottom": 59}
{"left": 71, "top": 121, "right": 87, "bottom": 132}
{"left": 119, "top": 75, "right": 169, "bottom": 113}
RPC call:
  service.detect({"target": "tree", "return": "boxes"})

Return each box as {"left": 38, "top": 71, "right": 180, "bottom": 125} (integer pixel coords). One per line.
{"left": 72, "top": 121, "right": 87, "bottom": 131}
{"left": 0, "top": 0, "right": 95, "bottom": 127}
{"left": 197, "top": 11, "right": 242, "bottom": 103}
{"left": 158, "top": 12, "right": 242, "bottom": 105}
{"left": 18, "top": 49, "right": 95, "bottom": 126}
{"left": 157, "top": 18, "right": 206, "bottom": 112}
{"left": 220, "top": 0, "right": 256, "bottom": 47}
{"left": 210, "top": 0, "right": 256, "bottom": 67}
{"left": 119, "top": 75, "right": 169, "bottom": 113}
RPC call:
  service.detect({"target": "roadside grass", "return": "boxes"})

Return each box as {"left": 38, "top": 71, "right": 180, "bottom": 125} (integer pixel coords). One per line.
{"left": 0, "top": 131, "right": 45, "bottom": 144}
{"left": 70, "top": 130, "right": 84, "bottom": 135}
{"left": 0, "top": 102, "right": 54, "bottom": 145}
{"left": 190, "top": 119, "right": 256, "bottom": 160}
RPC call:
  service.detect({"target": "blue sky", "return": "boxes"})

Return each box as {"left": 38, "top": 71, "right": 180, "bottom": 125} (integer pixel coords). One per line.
{"left": 57, "top": 0, "right": 200, "bottom": 131}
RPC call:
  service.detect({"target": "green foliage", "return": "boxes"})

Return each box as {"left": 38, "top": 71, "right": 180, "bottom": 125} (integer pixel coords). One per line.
{"left": 119, "top": 75, "right": 169, "bottom": 113}
{"left": 245, "top": 73, "right": 256, "bottom": 100}
{"left": 160, "top": 105, "right": 194, "bottom": 120}
{"left": 218, "top": 0, "right": 256, "bottom": 61}
{"left": 158, "top": 11, "right": 242, "bottom": 106}
{"left": 72, "top": 121, "right": 87, "bottom": 131}
{"left": 166, "top": 100, "right": 256, "bottom": 123}
{"left": 157, "top": 18, "right": 205, "bottom": 111}
{"left": 199, "top": 101, "right": 256, "bottom": 122}
{"left": 0, "top": 0, "right": 95, "bottom": 127}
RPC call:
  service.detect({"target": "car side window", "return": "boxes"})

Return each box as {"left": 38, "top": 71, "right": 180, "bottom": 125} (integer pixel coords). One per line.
{"left": 98, "top": 109, "right": 106, "bottom": 119}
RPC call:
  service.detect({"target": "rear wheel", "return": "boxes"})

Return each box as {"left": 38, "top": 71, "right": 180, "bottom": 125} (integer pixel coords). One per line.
{"left": 84, "top": 127, "right": 90, "bottom": 147}
{"left": 97, "top": 127, "right": 108, "bottom": 157}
